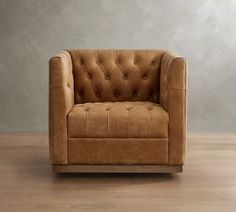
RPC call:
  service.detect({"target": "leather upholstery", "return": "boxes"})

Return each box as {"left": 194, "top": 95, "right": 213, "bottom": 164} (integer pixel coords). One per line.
{"left": 49, "top": 49, "right": 187, "bottom": 166}
{"left": 49, "top": 51, "right": 74, "bottom": 164}
{"left": 68, "top": 101, "right": 169, "bottom": 138}
{"left": 68, "top": 50, "right": 165, "bottom": 103}
{"left": 68, "top": 138, "right": 168, "bottom": 164}
{"left": 160, "top": 51, "right": 187, "bottom": 165}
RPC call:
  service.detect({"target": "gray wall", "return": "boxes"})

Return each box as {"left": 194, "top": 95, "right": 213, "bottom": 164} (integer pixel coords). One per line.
{"left": 0, "top": 0, "right": 236, "bottom": 132}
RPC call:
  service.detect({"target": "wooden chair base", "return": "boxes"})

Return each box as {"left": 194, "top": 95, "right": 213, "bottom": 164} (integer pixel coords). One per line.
{"left": 53, "top": 165, "right": 183, "bottom": 173}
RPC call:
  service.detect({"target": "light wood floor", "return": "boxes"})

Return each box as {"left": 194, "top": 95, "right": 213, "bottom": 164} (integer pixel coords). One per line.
{"left": 0, "top": 134, "right": 236, "bottom": 212}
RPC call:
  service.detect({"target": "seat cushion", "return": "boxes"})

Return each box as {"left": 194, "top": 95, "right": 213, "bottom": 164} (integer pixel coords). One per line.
{"left": 68, "top": 101, "right": 169, "bottom": 138}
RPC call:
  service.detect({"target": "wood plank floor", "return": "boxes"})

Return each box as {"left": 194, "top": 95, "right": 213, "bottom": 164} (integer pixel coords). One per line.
{"left": 0, "top": 134, "right": 236, "bottom": 212}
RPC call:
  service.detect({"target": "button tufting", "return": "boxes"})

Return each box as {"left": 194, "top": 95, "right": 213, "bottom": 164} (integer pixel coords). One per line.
{"left": 143, "top": 75, "right": 147, "bottom": 80}
{"left": 133, "top": 92, "right": 137, "bottom": 97}
{"left": 88, "top": 74, "right": 92, "bottom": 79}
{"left": 114, "top": 92, "right": 119, "bottom": 97}
{"left": 96, "top": 93, "right": 100, "bottom": 97}
{"left": 105, "top": 75, "right": 110, "bottom": 80}
{"left": 115, "top": 59, "right": 119, "bottom": 65}
{"left": 151, "top": 60, "right": 156, "bottom": 65}
{"left": 67, "top": 83, "right": 71, "bottom": 87}
{"left": 80, "top": 60, "right": 84, "bottom": 65}
{"left": 134, "top": 60, "right": 137, "bottom": 65}
{"left": 124, "top": 75, "right": 128, "bottom": 80}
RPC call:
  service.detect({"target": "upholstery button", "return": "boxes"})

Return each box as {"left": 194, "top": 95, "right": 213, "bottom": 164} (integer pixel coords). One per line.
{"left": 114, "top": 92, "right": 119, "bottom": 97}
{"left": 88, "top": 74, "right": 92, "bottom": 79}
{"left": 151, "top": 60, "right": 156, "bottom": 65}
{"left": 124, "top": 75, "right": 128, "bottom": 80}
{"left": 96, "top": 93, "right": 100, "bottom": 97}
{"left": 67, "top": 83, "right": 71, "bottom": 87}
{"left": 143, "top": 75, "right": 147, "bottom": 80}
{"left": 105, "top": 75, "right": 110, "bottom": 80}
{"left": 134, "top": 60, "right": 137, "bottom": 65}
{"left": 115, "top": 60, "right": 119, "bottom": 65}
{"left": 80, "top": 60, "right": 84, "bottom": 65}
{"left": 96, "top": 59, "right": 100, "bottom": 64}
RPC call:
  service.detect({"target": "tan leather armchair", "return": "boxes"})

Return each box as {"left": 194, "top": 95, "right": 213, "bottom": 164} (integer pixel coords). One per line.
{"left": 49, "top": 50, "right": 187, "bottom": 173}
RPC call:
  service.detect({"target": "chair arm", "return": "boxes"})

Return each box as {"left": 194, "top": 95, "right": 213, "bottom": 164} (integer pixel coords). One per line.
{"left": 49, "top": 51, "right": 74, "bottom": 164}
{"left": 160, "top": 51, "right": 187, "bottom": 165}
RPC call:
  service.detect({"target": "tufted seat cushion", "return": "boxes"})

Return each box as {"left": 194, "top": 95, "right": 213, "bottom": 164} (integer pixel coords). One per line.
{"left": 68, "top": 101, "right": 169, "bottom": 138}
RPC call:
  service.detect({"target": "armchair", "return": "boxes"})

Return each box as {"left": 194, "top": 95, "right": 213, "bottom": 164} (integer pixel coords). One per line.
{"left": 49, "top": 49, "right": 187, "bottom": 173}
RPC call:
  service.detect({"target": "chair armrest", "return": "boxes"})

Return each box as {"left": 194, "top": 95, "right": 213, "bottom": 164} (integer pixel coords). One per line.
{"left": 49, "top": 51, "right": 74, "bottom": 164}
{"left": 160, "top": 51, "right": 187, "bottom": 165}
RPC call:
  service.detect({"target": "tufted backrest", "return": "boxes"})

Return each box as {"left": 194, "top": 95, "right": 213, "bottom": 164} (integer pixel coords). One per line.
{"left": 68, "top": 49, "right": 165, "bottom": 104}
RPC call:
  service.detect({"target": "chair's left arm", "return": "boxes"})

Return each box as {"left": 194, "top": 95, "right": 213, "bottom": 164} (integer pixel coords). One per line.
{"left": 49, "top": 51, "right": 74, "bottom": 164}
{"left": 160, "top": 51, "right": 188, "bottom": 165}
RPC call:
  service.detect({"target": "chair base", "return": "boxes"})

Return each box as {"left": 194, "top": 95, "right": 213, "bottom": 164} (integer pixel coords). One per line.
{"left": 53, "top": 165, "right": 183, "bottom": 173}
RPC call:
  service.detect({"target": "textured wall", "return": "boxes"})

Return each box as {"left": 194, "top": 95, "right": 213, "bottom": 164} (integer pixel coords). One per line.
{"left": 0, "top": 0, "right": 236, "bottom": 132}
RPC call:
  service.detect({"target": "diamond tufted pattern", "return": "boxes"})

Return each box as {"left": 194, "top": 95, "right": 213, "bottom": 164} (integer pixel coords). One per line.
{"left": 68, "top": 50, "right": 165, "bottom": 103}
{"left": 68, "top": 101, "right": 169, "bottom": 138}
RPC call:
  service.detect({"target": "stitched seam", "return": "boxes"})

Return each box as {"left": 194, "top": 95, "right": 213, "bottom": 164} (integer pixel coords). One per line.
{"left": 158, "top": 51, "right": 167, "bottom": 103}
{"left": 163, "top": 58, "right": 171, "bottom": 86}
{"left": 167, "top": 94, "right": 170, "bottom": 163}
{"left": 148, "top": 65, "right": 160, "bottom": 102}
{"left": 149, "top": 110, "right": 152, "bottom": 138}
{"left": 184, "top": 59, "right": 187, "bottom": 160}
{"left": 85, "top": 110, "right": 88, "bottom": 137}
{"left": 160, "top": 51, "right": 169, "bottom": 107}
{"left": 127, "top": 109, "right": 129, "bottom": 137}
{"left": 66, "top": 114, "right": 69, "bottom": 164}
{"left": 69, "top": 51, "right": 77, "bottom": 103}
{"left": 107, "top": 109, "right": 109, "bottom": 137}
{"left": 160, "top": 51, "right": 168, "bottom": 87}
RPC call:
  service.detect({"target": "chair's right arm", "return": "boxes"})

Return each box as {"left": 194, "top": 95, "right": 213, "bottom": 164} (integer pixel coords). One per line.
{"left": 160, "top": 51, "right": 188, "bottom": 165}
{"left": 49, "top": 51, "right": 74, "bottom": 164}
